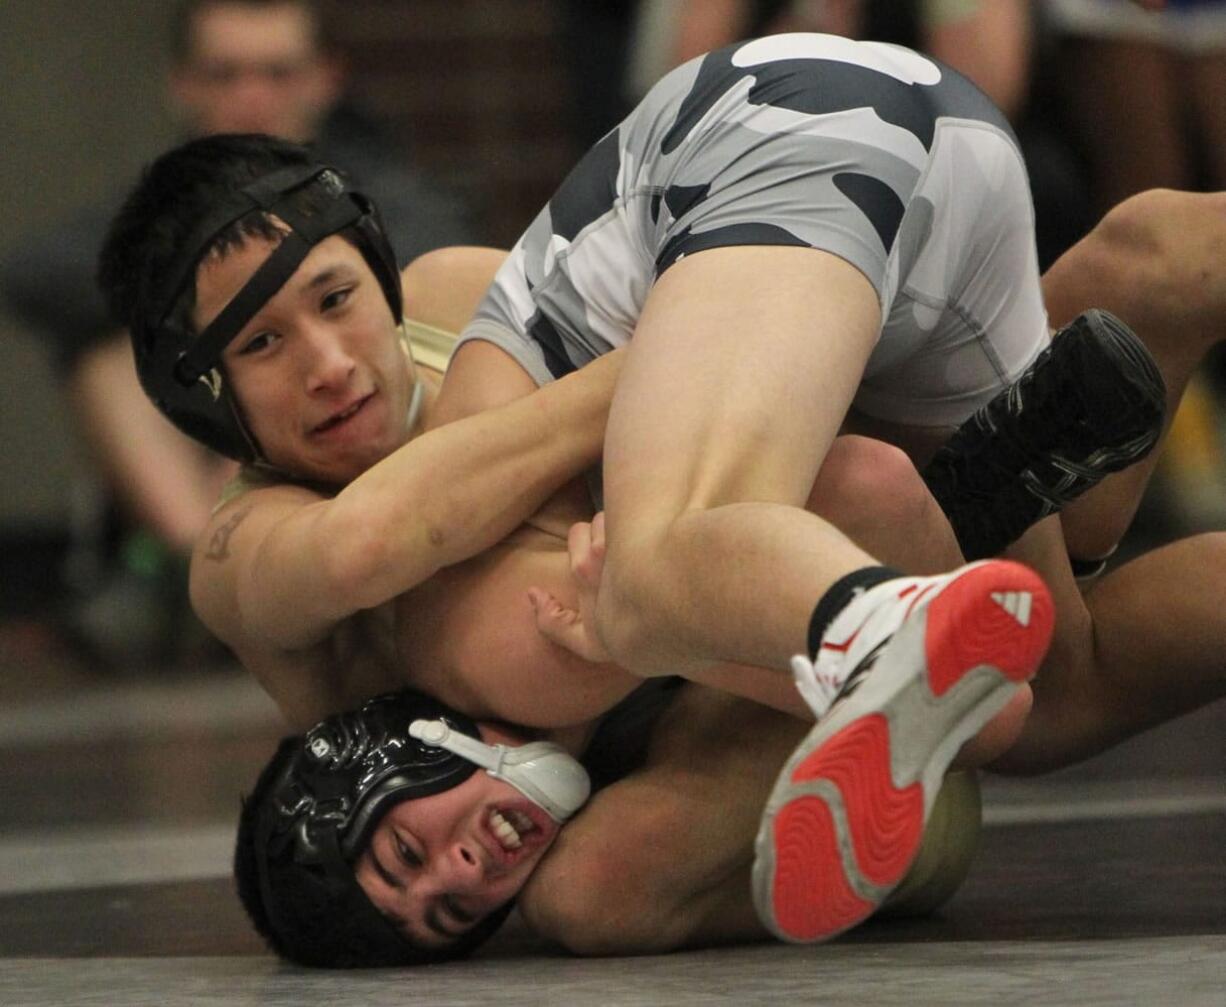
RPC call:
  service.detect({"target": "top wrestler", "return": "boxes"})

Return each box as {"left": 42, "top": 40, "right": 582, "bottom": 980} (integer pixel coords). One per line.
{"left": 100, "top": 30, "right": 1226, "bottom": 965}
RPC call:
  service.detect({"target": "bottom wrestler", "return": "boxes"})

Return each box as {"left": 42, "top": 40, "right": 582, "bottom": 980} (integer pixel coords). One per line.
{"left": 236, "top": 683, "right": 985, "bottom": 965}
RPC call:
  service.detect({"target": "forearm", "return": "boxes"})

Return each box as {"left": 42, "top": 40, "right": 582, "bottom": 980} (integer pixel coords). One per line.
{"left": 327, "top": 350, "right": 624, "bottom": 608}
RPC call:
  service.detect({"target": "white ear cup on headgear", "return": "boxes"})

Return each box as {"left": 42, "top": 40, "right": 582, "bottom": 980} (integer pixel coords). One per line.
{"left": 409, "top": 719, "right": 591, "bottom": 822}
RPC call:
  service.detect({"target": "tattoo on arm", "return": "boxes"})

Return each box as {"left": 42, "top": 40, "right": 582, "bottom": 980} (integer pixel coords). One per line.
{"left": 205, "top": 507, "right": 252, "bottom": 561}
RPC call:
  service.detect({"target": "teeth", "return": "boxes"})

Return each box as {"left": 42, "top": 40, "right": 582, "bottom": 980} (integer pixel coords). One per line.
{"left": 509, "top": 810, "right": 535, "bottom": 833}
{"left": 489, "top": 810, "right": 522, "bottom": 850}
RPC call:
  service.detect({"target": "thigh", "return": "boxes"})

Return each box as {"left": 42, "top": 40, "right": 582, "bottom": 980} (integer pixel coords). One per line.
{"left": 602, "top": 244, "right": 882, "bottom": 528}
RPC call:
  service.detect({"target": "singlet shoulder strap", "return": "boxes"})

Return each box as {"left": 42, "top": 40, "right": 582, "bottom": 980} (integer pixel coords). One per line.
{"left": 403, "top": 317, "right": 458, "bottom": 373}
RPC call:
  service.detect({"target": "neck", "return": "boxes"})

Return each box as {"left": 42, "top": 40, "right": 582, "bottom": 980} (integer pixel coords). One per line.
{"left": 415, "top": 366, "right": 445, "bottom": 433}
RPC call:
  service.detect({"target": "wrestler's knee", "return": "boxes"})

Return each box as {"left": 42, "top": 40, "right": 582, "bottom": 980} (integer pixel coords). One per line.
{"left": 1096, "top": 188, "right": 1183, "bottom": 243}
{"left": 814, "top": 436, "right": 961, "bottom": 571}
{"left": 1089, "top": 189, "right": 1224, "bottom": 342}
{"left": 813, "top": 436, "right": 930, "bottom": 530}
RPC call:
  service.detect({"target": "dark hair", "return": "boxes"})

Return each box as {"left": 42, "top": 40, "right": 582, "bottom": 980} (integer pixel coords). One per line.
{"left": 234, "top": 736, "right": 513, "bottom": 968}
{"left": 98, "top": 132, "right": 324, "bottom": 349}
{"left": 169, "top": 0, "right": 331, "bottom": 65}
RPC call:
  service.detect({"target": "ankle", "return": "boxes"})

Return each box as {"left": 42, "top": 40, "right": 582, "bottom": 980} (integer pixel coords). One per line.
{"left": 807, "top": 566, "right": 903, "bottom": 656}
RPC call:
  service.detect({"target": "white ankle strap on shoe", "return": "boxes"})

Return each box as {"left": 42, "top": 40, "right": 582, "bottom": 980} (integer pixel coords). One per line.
{"left": 791, "top": 653, "right": 841, "bottom": 719}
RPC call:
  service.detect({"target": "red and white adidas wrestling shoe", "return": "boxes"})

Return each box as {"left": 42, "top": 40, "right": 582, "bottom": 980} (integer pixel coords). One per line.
{"left": 752, "top": 559, "right": 1053, "bottom": 943}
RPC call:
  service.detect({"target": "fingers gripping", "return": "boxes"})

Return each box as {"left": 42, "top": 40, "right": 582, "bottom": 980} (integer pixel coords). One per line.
{"left": 568, "top": 512, "right": 606, "bottom": 587}
{"left": 529, "top": 515, "right": 614, "bottom": 664}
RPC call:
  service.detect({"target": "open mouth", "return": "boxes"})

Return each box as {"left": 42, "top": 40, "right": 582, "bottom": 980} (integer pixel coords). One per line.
{"left": 488, "top": 808, "right": 538, "bottom": 853}
{"left": 312, "top": 393, "right": 372, "bottom": 435}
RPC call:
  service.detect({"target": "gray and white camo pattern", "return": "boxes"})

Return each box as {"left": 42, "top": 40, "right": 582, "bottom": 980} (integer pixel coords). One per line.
{"left": 457, "top": 33, "right": 1051, "bottom": 428}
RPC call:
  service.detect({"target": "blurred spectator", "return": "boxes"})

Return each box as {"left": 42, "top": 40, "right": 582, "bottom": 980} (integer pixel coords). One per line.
{"left": 558, "top": 1, "right": 641, "bottom": 152}
{"left": 0, "top": 0, "right": 476, "bottom": 670}
{"left": 1044, "top": 0, "right": 1226, "bottom": 208}
{"left": 631, "top": 1, "right": 1029, "bottom": 112}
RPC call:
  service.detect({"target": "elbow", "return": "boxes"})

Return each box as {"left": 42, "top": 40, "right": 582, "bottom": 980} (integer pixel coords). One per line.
{"left": 316, "top": 486, "right": 456, "bottom": 608}
{"left": 313, "top": 498, "right": 405, "bottom": 607}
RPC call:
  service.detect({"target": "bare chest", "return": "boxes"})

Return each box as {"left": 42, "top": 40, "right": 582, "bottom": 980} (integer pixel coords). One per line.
{"left": 393, "top": 528, "right": 640, "bottom": 728}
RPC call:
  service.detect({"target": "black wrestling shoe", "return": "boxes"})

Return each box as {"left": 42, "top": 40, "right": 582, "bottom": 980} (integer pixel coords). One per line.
{"left": 923, "top": 309, "right": 1166, "bottom": 561}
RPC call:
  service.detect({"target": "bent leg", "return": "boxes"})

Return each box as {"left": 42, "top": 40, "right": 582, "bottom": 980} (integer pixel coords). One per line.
{"left": 686, "top": 434, "right": 1032, "bottom": 759}
{"left": 1042, "top": 189, "right": 1226, "bottom": 559}
{"left": 1006, "top": 192, "right": 1226, "bottom": 769}
{"left": 597, "top": 245, "right": 884, "bottom": 676}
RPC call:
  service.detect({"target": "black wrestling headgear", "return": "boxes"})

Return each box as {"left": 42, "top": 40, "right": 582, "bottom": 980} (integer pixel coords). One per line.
{"left": 238, "top": 690, "right": 512, "bottom": 967}
{"left": 134, "top": 160, "right": 404, "bottom": 463}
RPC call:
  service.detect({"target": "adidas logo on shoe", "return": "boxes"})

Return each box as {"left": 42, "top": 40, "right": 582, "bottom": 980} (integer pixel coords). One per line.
{"left": 990, "top": 590, "right": 1033, "bottom": 626}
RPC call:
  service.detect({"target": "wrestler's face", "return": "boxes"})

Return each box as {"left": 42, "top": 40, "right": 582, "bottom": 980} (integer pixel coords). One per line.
{"left": 194, "top": 233, "right": 417, "bottom": 484}
{"left": 171, "top": 1, "right": 340, "bottom": 142}
{"left": 354, "top": 727, "right": 563, "bottom": 950}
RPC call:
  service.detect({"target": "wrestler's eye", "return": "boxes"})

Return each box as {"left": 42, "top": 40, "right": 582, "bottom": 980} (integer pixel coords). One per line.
{"left": 395, "top": 833, "right": 422, "bottom": 869}
{"left": 321, "top": 287, "right": 353, "bottom": 312}
{"left": 237, "top": 331, "right": 278, "bottom": 355}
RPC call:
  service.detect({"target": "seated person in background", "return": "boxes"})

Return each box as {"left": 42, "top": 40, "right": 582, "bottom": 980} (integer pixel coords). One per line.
{"left": 0, "top": 0, "right": 473, "bottom": 665}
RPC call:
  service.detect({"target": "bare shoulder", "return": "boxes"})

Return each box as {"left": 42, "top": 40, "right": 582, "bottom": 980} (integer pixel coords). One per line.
{"left": 401, "top": 246, "right": 507, "bottom": 334}
{"left": 188, "top": 481, "right": 327, "bottom": 647}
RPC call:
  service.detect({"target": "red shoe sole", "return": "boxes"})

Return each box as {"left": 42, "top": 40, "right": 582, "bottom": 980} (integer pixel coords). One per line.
{"left": 761, "top": 561, "right": 1053, "bottom": 942}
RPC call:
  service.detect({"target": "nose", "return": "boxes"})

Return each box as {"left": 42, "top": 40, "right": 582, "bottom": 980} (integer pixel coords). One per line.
{"left": 301, "top": 326, "right": 356, "bottom": 393}
{"left": 442, "top": 839, "right": 486, "bottom": 888}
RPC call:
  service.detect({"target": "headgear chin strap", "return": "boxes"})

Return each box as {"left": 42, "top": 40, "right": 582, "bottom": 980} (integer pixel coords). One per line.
{"left": 134, "top": 161, "right": 410, "bottom": 465}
